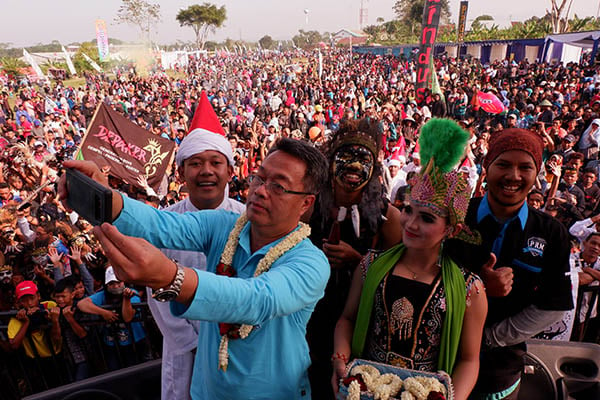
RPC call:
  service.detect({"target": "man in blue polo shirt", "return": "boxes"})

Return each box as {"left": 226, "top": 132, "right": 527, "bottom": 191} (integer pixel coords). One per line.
{"left": 60, "top": 138, "right": 329, "bottom": 399}
{"left": 448, "top": 128, "right": 573, "bottom": 399}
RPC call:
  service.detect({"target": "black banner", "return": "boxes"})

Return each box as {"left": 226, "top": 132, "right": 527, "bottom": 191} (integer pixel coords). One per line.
{"left": 457, "top": 1, "right": 468, "bottom": 43}
{"left": 77, "top": 103, "right": 175, "bottom": 191}
{"left": 415, "top": 0, "right": 442, "bottom": 104}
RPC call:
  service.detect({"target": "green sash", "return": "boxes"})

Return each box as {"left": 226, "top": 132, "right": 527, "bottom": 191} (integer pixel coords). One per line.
{"left": 350, "top": 243, "right": 466, "bottom": 374}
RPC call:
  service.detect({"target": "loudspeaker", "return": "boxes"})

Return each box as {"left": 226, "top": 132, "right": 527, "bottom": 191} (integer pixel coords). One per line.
{"left": 23, "top": 359, "right": 161, "bottom": 400}
{"left": 523, "top": 340, "right": 600, "bottom": 400}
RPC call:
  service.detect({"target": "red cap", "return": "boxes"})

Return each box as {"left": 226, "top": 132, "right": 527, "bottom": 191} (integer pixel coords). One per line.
{"left": 16, "top": 280, "right": 38, "bottom": 299}
{"left": 188, "top": 91, "right": 226, "bottom": 137}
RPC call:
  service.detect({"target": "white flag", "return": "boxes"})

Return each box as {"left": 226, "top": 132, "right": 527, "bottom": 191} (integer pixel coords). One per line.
{"left": 82, "top": 53, "right": 102, "bottom": 72}
{"left": 22, "top": 49, "right": 44, "bottom": 79}
{"left": 45, "top": 97, "right": 59, "bottom": 115}
{"left": 61, "top": 45, "right": 77, "bottom": 76}
{"left": 318, "top": 49, "right": 323, "bottom": 79}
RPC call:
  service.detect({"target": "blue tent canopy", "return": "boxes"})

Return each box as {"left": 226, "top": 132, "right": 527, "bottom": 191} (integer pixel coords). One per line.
{"left": 542, "top": 31, "right": 600, "bottom": 64}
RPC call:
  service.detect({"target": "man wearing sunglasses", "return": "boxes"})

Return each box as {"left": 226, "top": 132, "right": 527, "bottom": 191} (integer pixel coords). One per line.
{"left": 60, "top": 137, "right": 330, "bottom": 399}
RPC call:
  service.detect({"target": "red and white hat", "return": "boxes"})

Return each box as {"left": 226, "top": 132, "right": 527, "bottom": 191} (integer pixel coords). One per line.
{"left": 386, "top": 145, "right": 406, "bottom": 168}
{"left": 16, "top": 281, "right": 38, "bottom": 299}
{"left": 175, "top": 91, "right": 234, "bottom": 166}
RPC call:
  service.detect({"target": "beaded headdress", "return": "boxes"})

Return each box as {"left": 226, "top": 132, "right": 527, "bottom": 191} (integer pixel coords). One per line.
{"left": 31, "top": 247, "right": 48, "bottom": 258}
{"left": 409, "top": 119, "right": 481, "bottom": 244}
{"left": 0, "top": 265, "right": 12, "bottom": 273}
{"left": 68, "top": 233, "right": 87, "bottom": 248}
{"left": 329, "top": 118, "right": 381, "bottom": 158}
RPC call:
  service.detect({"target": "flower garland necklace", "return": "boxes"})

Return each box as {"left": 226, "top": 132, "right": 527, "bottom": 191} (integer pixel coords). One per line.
{"left": 216, "top": 212, "right": 311, "bottom": 371}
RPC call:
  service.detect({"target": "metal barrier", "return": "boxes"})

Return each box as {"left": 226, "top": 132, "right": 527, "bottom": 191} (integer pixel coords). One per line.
{"left": 573, "top": 285, "right": 600, "bottom": 342}
{"left": 0, "top": 303, "right": 162, "bottom": 398}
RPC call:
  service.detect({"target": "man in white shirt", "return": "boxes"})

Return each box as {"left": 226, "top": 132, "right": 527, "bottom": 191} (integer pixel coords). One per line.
{"left": 148, "top": 92, "right": 244, "bottom": 400}
{"left": 569, "top": 213, "right": 600, "bottom": 244}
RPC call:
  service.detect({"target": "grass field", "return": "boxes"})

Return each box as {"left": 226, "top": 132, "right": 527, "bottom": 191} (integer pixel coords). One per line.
{"left": 63, "top": 77, "right": 87, "bottom": 88}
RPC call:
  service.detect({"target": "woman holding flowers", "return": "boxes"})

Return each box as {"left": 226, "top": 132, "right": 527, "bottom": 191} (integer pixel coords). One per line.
{"left": 332, "top": 119, "right": 488, "bottom": 400}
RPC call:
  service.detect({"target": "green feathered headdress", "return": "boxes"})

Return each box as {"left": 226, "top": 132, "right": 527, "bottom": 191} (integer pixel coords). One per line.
{"left": 418, "top": 118, "right": 470, "bottom": 174}
{"left": 409, "top": 118, "right": 480, "bottom": 244}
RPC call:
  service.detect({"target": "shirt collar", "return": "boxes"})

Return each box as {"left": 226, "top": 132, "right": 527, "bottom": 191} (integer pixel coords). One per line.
{"left": 477, "top": 193, "right": 528, "bottom": 230}
{"left": 238, "top": 222, "right": 302, "bottom": 256}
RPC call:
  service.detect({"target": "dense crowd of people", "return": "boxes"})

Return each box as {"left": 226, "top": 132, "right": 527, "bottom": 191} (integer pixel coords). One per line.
{"left": 0, "top": 47, "right": 600, "bottom": 398}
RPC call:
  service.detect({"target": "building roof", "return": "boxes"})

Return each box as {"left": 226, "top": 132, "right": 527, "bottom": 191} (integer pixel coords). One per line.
{"left": 334, "top": 29, "right": 368, "bottom": 39}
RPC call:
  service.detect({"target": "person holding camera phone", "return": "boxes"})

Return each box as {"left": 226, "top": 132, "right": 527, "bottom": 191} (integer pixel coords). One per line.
{"left": 8, "top": 280, "right": 64, "bottom": 390}
{"left": 59, "top": 135, "right": 330, "bottom": 399}
{"left": 145, "top": 93, "right": 244, "bottom": 400}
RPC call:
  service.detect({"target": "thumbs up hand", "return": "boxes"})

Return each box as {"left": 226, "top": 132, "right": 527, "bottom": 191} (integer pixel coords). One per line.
{"left": 480, "top": 253, "right": 514, "bottom": 297}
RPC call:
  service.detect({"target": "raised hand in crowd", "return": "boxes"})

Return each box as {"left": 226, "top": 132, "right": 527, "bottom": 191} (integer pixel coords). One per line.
{"left": 48, "top": 246, "right": 63, "bottom": 268}
{"left": 68, "top": 245, "right": 83, "bottom": 265}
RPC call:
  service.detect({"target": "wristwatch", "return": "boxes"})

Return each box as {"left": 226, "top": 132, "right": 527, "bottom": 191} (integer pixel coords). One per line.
{"left": 152, "top": 261, "right": 185, "bottom": 302}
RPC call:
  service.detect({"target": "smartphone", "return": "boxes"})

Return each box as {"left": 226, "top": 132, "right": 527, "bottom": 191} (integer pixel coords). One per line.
{"left": 65, "top": 168, "right": 113, "bottom": 226}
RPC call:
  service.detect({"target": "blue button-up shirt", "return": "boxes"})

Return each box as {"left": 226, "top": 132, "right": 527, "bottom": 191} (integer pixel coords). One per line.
{"left": 477, "top": 193, "right": 528, "bottom": 258}
{"left": 114, "top": 195, "right": 329, "bottom": 399}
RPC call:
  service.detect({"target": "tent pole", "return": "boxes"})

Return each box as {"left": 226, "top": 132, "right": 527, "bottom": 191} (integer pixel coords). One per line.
{"left": 591, "top": 38, "right": 599, "bottom": 66}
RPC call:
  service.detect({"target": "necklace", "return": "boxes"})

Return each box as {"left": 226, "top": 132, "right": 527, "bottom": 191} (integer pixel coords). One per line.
{"left": 399, "top": 259, "right": 441, "bottom": 281}
{"left": 216, "top": 212, "right": 311, "bottom": 371}
{"left": 403, "top": 264, "right": 419, "bottom": 280}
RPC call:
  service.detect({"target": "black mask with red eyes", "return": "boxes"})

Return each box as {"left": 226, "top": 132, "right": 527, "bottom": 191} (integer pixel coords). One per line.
{"left": 332, "top": 144, "right": 374, "bottom": 192}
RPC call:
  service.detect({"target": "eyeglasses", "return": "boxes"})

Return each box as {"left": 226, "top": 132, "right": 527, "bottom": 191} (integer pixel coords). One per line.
{"left": 248, "top": 174, "right": 314, "bottom": 196}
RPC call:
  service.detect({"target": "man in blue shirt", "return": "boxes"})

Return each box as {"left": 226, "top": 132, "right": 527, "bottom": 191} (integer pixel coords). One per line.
{"left": 60, "top": 138, "right": 330, "bottom": 399}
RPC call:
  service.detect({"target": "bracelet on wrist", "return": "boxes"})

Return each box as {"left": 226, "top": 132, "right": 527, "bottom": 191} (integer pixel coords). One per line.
{"left": 331, "top": 352, "right": 348, "bottom": 364}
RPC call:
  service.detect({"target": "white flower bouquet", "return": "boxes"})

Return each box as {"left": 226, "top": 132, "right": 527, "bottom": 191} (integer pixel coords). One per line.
{"left": 337, "top": 359, "right": 454, "bottom": 400}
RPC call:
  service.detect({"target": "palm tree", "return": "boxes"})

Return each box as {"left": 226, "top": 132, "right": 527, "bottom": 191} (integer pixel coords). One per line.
{"left": 0, "top": 57, "right": 26, "bottom": 77}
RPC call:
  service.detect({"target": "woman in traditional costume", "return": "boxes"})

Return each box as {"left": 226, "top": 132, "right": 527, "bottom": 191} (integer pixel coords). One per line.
{"left": 332, "top": 119, "right": 488, "bottom": 400}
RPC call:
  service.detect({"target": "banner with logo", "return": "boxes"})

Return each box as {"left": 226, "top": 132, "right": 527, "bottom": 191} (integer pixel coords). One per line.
{"left": 415, "top": 0, "right": 442, "bottom": 104}
{"left": 77, "top": 103, "right": 175, "bottom": 191}
{"left": 457, "top": 1, "right": 468, "bottom": 43}
{"left": 95, "top": 19, "right": 110, "bottom": 62}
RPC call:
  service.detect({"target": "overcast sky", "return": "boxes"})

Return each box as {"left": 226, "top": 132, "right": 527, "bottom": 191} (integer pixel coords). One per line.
{"left": 0, "top": 0, "right": 597, "bottom": 47}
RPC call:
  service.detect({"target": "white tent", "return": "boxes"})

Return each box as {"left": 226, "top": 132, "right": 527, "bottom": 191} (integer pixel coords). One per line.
{"left": 543, "top": 31, "right": 600, "bottom": 64}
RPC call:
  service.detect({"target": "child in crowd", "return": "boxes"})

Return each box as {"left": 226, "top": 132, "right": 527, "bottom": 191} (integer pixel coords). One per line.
{"left": 76, "top": 267, "right": 147, "bottom": 370}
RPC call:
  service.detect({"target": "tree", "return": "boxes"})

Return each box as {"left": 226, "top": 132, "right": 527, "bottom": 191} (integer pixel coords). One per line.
{"left": 568, "top": 14, "right": 600, "bottom": 32}
{"left": 292, "top": 30, "right": 328, "bottom": 49}
{"left": 258, "top": 35, "right": 274, "bottom": 50}
{"left": 471, "top": 15, "right": 493, "bottom": 30}
{"left": 0, "top": 57, "right": 26, "bottom": 77}
{"left": 393, "top": 0, "right": 451, "bottom": 34}
{"left": 114, "top": 0, "right": 161, "bottom": 42}
{"left": 547, "top": 0, "right": 574, "bottom": 33}
{"left": 176, "top": 3, "right": 227, "bottom": 50}
{"left": 73, "top": 41, "right": 104, "bottom": 73}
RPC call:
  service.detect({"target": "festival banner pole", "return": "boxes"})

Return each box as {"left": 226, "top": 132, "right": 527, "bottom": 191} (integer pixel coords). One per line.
{"left": 75, "top": 103, "right": 102, "bottom": 160}
{"left": 415, "top": 0, "right": 442, "bottom": 104}
{"left": 457, "top": 1, "right": 469, "bottom": 59}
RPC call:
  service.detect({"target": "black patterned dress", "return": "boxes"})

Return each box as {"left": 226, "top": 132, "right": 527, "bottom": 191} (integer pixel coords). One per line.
{"left": 360, "top": 250, "right": 481, "bottom": 372}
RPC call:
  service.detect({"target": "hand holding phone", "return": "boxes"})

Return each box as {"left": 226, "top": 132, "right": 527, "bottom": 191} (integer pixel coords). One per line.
{"left": 65, "top": 168, "right": 113, "bottom": 226}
